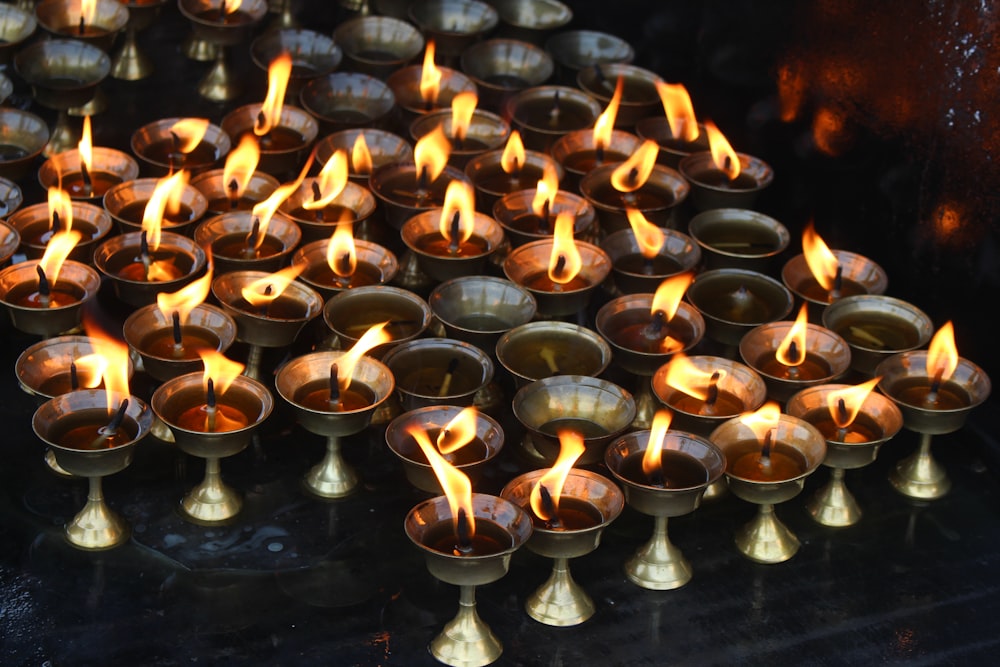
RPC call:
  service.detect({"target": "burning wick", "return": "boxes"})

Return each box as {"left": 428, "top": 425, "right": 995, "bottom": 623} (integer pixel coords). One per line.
{"left": 835, "top": 397, "right": 850, "bottom": 442}
{"left": 537, "top": 484, "right": 564, "bottom": 529}
{"left": 227, "top": 178, "right": 239, "bottom": 210}
{"left": 538, "top": 198, "right": 550, "bottom": 235}
{"left": 538, "top": 347, "right": 560, "bottom": 375}
{"left": 255, "top": 111, "right": 272, "bottom": 149}
{"left": 88, "top": 399, "right": 129, "bottom": 449}
{"left": 644, "top": 309, "right": 668, "bottom": 340}
{"left": 257, "top": 284, "right": 272, "bottom": 317}
{"left": 80, "top": 158, "right": 93, "bottom": 197}
{"left": 171, "top": 310, "right": 184, "bottom": 357}
{"left": 140, "top": 230, "right": 152, "bottom": 280}
{"left": 758, "top": 428, "right": 774, "bottom": 474}
{"left": 448, "top": 211, "right": 461, "bottom": 255}
{"left": 783, "top": 340, "right": 801, "bottom": 380}
{"left": 454, "top": 507, "right": 474, "bottom": 555}
{"left": 437, "top": 357, "right": 458, "bottom": 397}
{"left": 701, "top": 371, "right": 721, "bottom": 416}
{"left": 244, "top": 218, "right": 260, "bottom": 259}
{"left": 78, "top": 13, "right": 85, "bottom": 36}
{"left": 548, "top": 90, "right": 561, "bottom": 128}
{"left": 205, "top": 378, "right": 218, "bottom": 432}
{"left": 551, "top": 254, "right": 568, "bottom": 292}
{"left": 35, "top": 265, "right": 51, "bottom": 308}
{"left": 647, "top": 461, "right": 666, "bottom": 489}
{"left": 168, "top": 131, "right": 184, "bottom": 172}
{"left": 926, "top": 368, "right": 945, "bottom": 407}
{"left": 335, "top": 252, "right": 353, "bottom": 287}
{"left": 311, "top": 181, "right": 325, "bottom": 222}
{"left": 51, "top": 210, "right": 62, "bottom": 235}
{"left": 69, "top": 361, "right": 79, "bottom": 391}
{"left": 217, "top": 0, "right": 229, "bottom": 21}
{"left": 830, "top": 264, "right": 843, "bottom": 301}
{"left": 328, "top": 362, "right": 342, "bottom": 411}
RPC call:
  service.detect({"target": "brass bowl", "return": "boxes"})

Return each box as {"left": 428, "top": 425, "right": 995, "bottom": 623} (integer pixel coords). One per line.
{"left": 14, "top": 38, "right": 110, "bottom": 109}
{"left": 460, "top": 38, "right": 554, "bottom": 112}
{"left": 333, "top": 15, "right": 425, "bottom": 78}
{"left": 250, "top": 28, "right": 343, "bottom": 102}
{"left": 220, "top": 103, "right": 319, "bottom": 177}
{"left": 544, "top": 29, "right": 634, "bottom": 85}
{"left": 7, "top": 200, "right": 113, "bottom": 263}
{"left": 428, "top": 275, "right": 536, "bottom": 351}
{"left": 577, "top": 63, "right": 664, "bottom": 129}
{"left": 0, "top": 220, "right": 20, "bottom": 267}
{"left": 688, "top": 208, "right": 791, "bottom": 272}
{"left": 313, "top": 128, "right": 414, "bottom": 183}
{"left": 0, "top": 108, "right": 50, "bottom": 182}
{"left": 0, "top": 3, "right": 37, "bottom": 66}
{"left": 130, "top": 117, "right": 232, "bottom": 177}
{"left": 0, "top": 178, "right": 24, "bottom": 220}
{"left": 102, "top": 177, "right": 209, "bottom": 237}
{"left": 299, "top": 71, "right": 398, "bottom": 134}
{"left": 490, "top": 0, "right": 572, "bottom": 45}
{"left": 35, "top": 0, "right": 128, "bottom": 51}
{"left": 37, "top": 147, "right": 140, "bottom": 201}
{"left": 408, "top": 0, "right": 499, "bottom": 59}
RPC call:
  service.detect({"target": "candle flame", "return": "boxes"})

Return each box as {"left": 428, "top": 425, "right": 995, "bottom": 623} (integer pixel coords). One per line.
{"left": 326, "top": 221, "right": 357, "bottom": 279}
{"left": 351, "top": 133, "right": 373, "bottom": 175}
{"left": 78, "top": 115, "right": 93, "bottom": 180}
{"left": 255, "top": 52, "right": 292, "bottom": 136}
{"left": 419, "top": 40, "right": 442, "bottom": 106}
{"left": 592, "top": 75, "right": 624, "bottom": 150}
{"left": 38, "top": 230, "right": 82, "bottom": 286}
{"left": 530, "top": 162, "right": 560, "bottom": 219}
{"left": 302, "top": 149, "right": 349, "bottom": 210}
{"left": 801, "top": 221, "right": 840, "bottom": 291}
{"left": 199, "top": 349, "right": 244, "bottom": 396}
{"left": 413, "top": 125, "right": 451, "bottom": 185}
{"left": 239, "top": 264, "right": 304, "bottom": 309}
{"left": 156, "top": 248, "right": 213, "bottom": 324}
{"left": 436, "top": 406, "right": 478, "bottom": 455}
{"left": 170, "top": 118, "right": 210, "bottom": 154}
{"left": 80, "top": 0, "right": 97, "bottom": 26}
{"left": 222, "top": 134, "right": 260, "bottom": 201}
{"left": 650, "top": 272, "right": 694, "bottom": 321}
{"left": 626, "top": 207, "right": 664, "bottom": 258}
{"left": 408, "top": 422, "right": 475, "bottom": 542}
{"left": 547, "top": 211, "right": 582, "bottom": 285}
{"left": 655, "top": 82, "right": 700, "bottom": 142}
{"left": 664, "top": 352, "right": 727, "bottom": 401}
{"left": 83, "top": 315, "right": 131, "bottom": 412}
{"left": 704, "top": 120, "right": 740, "bottom": 180}
{"left": 500, "top": 130, "right": 526, "bottom": 176}
{"left": 529, "top": 429, "right": 585, "bottom": 522}
{"left": 450, "top": 90, "right": 478, "bottom": 143}
{"left": 74, "top": 353, "right": 107, "bottom": 389}
{"left": 926, "top": 321, "right": 959, "bottom": 383}
{"left": 221, "top": 0, "right": 242, "bottom": 14}
{"left": 775, "top": 303, "right": 810, "bottom": 367}
{"left": 47, "top": 187, "right": 74, "bottom": 234}
{"left": 641, "top": 409, "right": 672, "bottom": 479}
{"left": 439, "top": 180, "right": 476, "bottom": 246}
{"left": 142, "top": 170, "right": 189, "bottom": 252}
{"left": 739, "top": 400, "right": 782, "bottom": 443}
{"left": 827, "top": 377, "right": 880, "bottom": 430}
{"left": 249, "top": 151, "right": 313, "bottom": 249}
{"left": 335, "top": 321, "right": 391, "bottom": 393}
{"left": 610, "top": 140, "right": 658, "bottom": 192}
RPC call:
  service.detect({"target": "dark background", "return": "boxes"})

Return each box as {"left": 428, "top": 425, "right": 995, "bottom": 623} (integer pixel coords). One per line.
{"left": 2, "top": 1, "right": 998, "bottom": 665}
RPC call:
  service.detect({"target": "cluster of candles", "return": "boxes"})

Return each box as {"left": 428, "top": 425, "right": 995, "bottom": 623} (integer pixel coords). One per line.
{"left": 0, "top": 1, "right": 992, "bottom": 665}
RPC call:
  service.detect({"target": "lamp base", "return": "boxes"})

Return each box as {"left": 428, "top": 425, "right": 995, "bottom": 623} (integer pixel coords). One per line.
{"left": 430, "top": 585, "right": 502, "bottom": 667}
{"left": 180, "top": 457, "right": 243, "bottom": 524}
{"left": 889, "top": 433, "right": 950, "bottom": 500}
{"left": 304, "top": 435, "right": 359, "bottom": 499}
{"left": 808, "top": 467, "right": 862, "bottom": 527}
{"left": 526, "top": 557, "right": 594, "bottom": 626}
{"left": 65, "top": 477, "right": 130, "bottom": 550}
{"left": 735, "top": 503, "right": 799, "bottom": 564}
{"left": 625, "top": 516, "right": 692, "bottom": 590}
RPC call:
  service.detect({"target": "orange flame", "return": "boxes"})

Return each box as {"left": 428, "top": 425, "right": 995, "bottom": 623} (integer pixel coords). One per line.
{"left": 156, "top": 249, "right": 213, "bottom": 323}
{"left": 704, "top": 120, "right": 740, "bottom": 180}
{"left": 170, "top": 118, "right": 210, "bottom": 154}
{"left": 450, "top": 90, "right": 478, "bottom": 143}
{"left": 775, "top": 303, "right": 810, "bottom": 367}
{"left": 641, "top": 409, "right": 672, "bottom": 479}
{"left": 650, "top": 272, "right": 694, "bottom": 321}
{"left": 827, "top": 377, "right": 880, "bottom": 430}
{"left": 239, "top": 264, "right": 304, "bottom": 309}
{"left": 78, "top": 115, "right": 93, "bottom": 181}
{"left": 610, "top": 140, "right": 658, "bottom": 192}
{"left": 48, "top": 187, "right": 74, "bottom": 234}
{"left": 351, "top": 133, "right": 373, "bottom": 175}
{"left": 626, "top": 207, "right": 664, "bottom": 259}
{"left": 436, "top": 406, "right": 478, "bottom": 455}
{"left": 142, "top": 170, "right": 189, "bottom": 252}
{"left": 664, "top": 352, "right": 727, "bottom": 401}
{"left": 303, "top": 149, "right": 349, "bottom": 210}
{"left": 413, "top": 125, "right": 451, "bottom": 185}
{"left": 530, "top": 162, "right": 560, "bottom": 219}
{"left": 548, "top": 211, "right": 582, "bottom": 285}
{"left": 326, "top": 221, "right": 357, "bottom": 279}
{"left": 500, "top": 130, "right": 526, "bottom": 176}
{"left": 249, "top": 152, "right": 313, "bottom": 249}
{"left": 255, "top": 52, "right": 292, "bottom": 136}
{"left": 336, "top": 321, "right": 391, "bottom": 393}
{"left": 221, "top": 0, "right": 242, "bottom": 14}
{"left": 529, "top": 429, "right": 585, "bottom": 521}
{"left": 408, "top": 422, "right": 475, "bottom": 542}
{"left": 739, "top": 400, "right": 782, "bottom": 442}
{"left": 83, "top": 316, "right": 131, "bottom": 411}
{"left": 801, "top": 221, "right": 840, "bottom": 292}
{"left": 74, "top": 353, "right": 107, "bottom": 390}
{"left": 592, "top": 75, "right": 623, "bottom": 150}
{"left": 38, "top": 230, "right": 82, "bottom": 286}
{"left": 926, "top": 321, "right": 959, "bottom": 383}
{"left": 199, "top": 349, "right": 244, "bottom": 396}
{"left": 419, "top": 40, "right": 442, "bottom": 106}
{"left": 222, "top": 134, "right": 260, "bottom": 201}
{"left": 439, "top": 180, "right": 476, "bottom": 246}
{"left": 80, "top": 0, "right": 96, "bottom": 26}
{"left": 655, "top": 82, "right": 700, "bottom": 142}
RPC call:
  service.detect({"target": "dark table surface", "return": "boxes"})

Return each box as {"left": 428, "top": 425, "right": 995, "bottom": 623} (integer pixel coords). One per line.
{"left": 2, "top": 2, "right": 999, "bottom": 666}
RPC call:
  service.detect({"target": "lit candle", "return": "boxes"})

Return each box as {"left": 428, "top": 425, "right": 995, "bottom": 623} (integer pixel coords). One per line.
{"left": 291, "top": 322, "right": 390, "bottom": 413}
{"left": 617, "top": 410, "right": 710, "bottom": 489}
{"left": 725, "top": 403, "right": 809, "bottom": 482}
